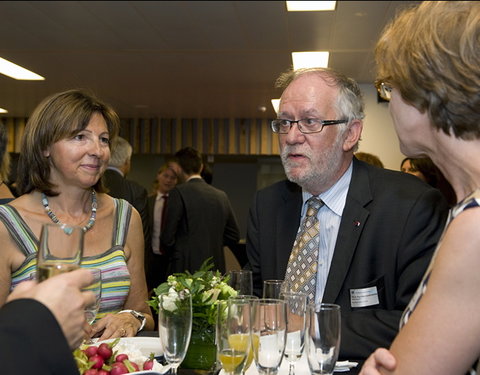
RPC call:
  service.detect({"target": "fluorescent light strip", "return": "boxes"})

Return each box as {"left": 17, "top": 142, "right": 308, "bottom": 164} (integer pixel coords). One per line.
{"left": 286, "top": 1, "right": 337, "bottom": 11}
{"left": 0, "top": 57, "right": 44, "bottom": 80}
{"left": 0, "top": 108, "right": 7, "bottom": 114}
{"left": 292, "top": 51, "right": 329, "bottom": 70}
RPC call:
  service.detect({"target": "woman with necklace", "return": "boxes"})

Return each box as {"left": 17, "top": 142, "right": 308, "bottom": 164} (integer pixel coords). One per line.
{"left": 0, "top": 89, "right": 154, "bottom": 340}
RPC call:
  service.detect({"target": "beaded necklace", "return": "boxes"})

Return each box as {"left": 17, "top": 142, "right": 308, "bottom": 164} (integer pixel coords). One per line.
{"left": 41, "top": 190, "right": 97, "bottom": 234}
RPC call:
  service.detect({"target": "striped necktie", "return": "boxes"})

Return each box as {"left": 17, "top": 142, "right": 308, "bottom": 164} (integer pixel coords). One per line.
{"left": 284, "top": 196, "right": 323, "bottom": 302}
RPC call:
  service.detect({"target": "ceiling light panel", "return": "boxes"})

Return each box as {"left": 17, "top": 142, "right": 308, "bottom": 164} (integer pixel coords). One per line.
{"left": 0, "top": 57, "right": 44, "bottom": 80}
{"left": 292, "top": 51, "right": 329, "bottom": 70}
{"left": 286, "top": 1, "right": 337, "bottom": 12}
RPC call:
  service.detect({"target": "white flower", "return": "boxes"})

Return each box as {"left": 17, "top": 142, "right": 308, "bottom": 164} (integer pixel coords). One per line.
{"left": 161, "top": 289, "right": 179, "bottom": 312}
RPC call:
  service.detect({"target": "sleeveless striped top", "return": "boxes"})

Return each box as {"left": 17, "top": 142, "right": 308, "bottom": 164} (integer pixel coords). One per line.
{"left": 0, "top": 198, "right": 132, "bottom": 320}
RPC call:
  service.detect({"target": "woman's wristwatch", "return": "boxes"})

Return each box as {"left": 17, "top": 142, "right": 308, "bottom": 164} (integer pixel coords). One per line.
{"left": 118, "top": 309, "right": 146, "bottom": 332}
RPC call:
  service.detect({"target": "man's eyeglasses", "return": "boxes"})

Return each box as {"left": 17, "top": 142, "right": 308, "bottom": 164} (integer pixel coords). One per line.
{"left": 375, "top": 80, "right": 393, "bottom": 101}
{"left": 271, "top": 118, "right": 348, "bottom": 134}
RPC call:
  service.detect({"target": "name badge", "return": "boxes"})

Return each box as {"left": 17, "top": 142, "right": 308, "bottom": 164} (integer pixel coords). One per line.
{"left": 350, "top": 286, "right": 379, "bottom": 308}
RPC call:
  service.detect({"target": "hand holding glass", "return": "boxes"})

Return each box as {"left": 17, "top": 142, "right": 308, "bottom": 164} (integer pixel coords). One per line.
{"left": 36, "top": 224, "right": 84, "bottom": 281}
{"left": 306, "top": 303, "right": 341, "bottom": 375}
{"left": 158, "top": 291, "right": 192, "bottom": 375}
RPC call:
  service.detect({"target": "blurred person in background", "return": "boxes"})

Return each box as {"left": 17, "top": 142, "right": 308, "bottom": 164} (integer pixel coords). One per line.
{"left": 355, "top": 151, "right": 384, "bottom": 168}
{"left": 0, "top": 122, "right": 15, "bottom": 204}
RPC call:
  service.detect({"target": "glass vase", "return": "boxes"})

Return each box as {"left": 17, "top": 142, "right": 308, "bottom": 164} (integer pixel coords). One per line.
{"left": 181, "top": 325, "right": 216, "bottom": 371}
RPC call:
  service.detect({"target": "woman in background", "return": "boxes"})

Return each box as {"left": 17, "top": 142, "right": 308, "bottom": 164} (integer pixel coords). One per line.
{"left": 0, "top": 122, "right": 15, "bottom": 204}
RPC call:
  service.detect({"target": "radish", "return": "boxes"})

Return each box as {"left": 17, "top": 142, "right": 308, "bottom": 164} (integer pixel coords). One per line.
{"left": 83, "top": 369, "right": 99, "bottom": 375}
{"left": 110, "top": 362, "right": 128, "bottom": 375}
{"left": 143, "top": 353, "right": 155, "bottom": 370}
{"left": 89, "top": 354, "right": 104, "bottom": 369}
{"left": 97, "top": 343, "right": 113, "bottom": 360}
{"left": 84, "top": 346, "right": 98, "bottom": 358}
{"left": 115, "top": 353, "right": 128, "bottom": 362}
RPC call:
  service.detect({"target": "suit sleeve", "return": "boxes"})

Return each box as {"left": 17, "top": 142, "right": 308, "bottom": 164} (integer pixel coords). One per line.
{"left": 0, "top": 299, "right": 79, "bottom": 375}
{"left": 222, "top": 194, "right": 240, "bottom": 247}
{"left": 245, "top": 192, "right": 263, "bottom": 297}
{"left": 339, "top": 188, "right": 449, "bottom": 359}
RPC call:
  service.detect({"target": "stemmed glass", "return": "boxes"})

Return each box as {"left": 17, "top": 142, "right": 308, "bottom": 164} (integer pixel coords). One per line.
{"left": 262, "top": 280, "right": 290, "bottom": 299}
{"left": 228, "top": 270, "right": 253, "bottom": 295}
{"left": 158, "top": 290, "right": 192, "bottom": 375}
{"left": 83, "top": 268, "right": 102, "bottom": 344}
{"left": 306, "top": 303, "right": 341, "bottom": 375}
{"left": 36, "top": 223, "right": 84, "bottom": 281}
{"left": 251, "top": 298, "right": 287, "bottom": 375}
{"left": 216, "top": 299, "right": 252, "bottom": 375}
{"left": 280, "top": 292, "right": 307, "bottom": 375}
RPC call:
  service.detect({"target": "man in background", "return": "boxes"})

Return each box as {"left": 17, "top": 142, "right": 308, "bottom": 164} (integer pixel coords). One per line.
{"left": 145, "top": 162, "right": 178, "bottom": 291}
{"left": 246, "top": 67, "right": 448, "bottom": 360}
{"left": 161, "top": 147, "right": 240, "bottom": 274}
{"left": 103, "top": 137, "right": 149, "bottom": 246}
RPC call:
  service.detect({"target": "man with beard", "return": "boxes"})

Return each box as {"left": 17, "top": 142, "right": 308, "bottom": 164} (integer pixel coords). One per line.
{"left": 245, "top": 67, "right": 448, "bottom": 361}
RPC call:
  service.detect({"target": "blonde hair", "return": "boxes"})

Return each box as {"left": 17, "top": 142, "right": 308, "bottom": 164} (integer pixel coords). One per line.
{"left": 375, "top": 1, "right": 480, "bottom": 139}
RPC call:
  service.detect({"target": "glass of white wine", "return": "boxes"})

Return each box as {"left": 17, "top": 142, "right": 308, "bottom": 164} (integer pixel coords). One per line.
{"left": 36, "top": 223, "right": 84, "bottom": 281}
{"left": 83, "top": 268, "right": 102, "bottom": 344}
{"left": 216, "top": 298, "right": 252, "bottom": 375}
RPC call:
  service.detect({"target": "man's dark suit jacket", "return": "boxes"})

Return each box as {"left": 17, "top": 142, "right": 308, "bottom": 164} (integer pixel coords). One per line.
{"left": 103, "top": 168, "right": 150, "bottom": 246}
{"left": 161, "top": 178, "right": 240, "bottom": 274}
{"left": 145, "top": 193, "right": 169, "bottom": 290}
{"left": 0, "top": 299, "right": 78, "bottom": 374}
{"left": 246, "top": 158, "right": 449, "bottom": 360}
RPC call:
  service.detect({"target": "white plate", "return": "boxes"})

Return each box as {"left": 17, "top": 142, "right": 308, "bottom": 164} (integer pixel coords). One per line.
{"left": 95, "top": 336, "right": 163, "bottom": 357}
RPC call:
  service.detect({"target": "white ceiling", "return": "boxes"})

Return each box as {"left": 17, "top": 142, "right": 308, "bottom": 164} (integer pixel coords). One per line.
{"left": 0, "top": 1, "right": 419, "bottom": 119}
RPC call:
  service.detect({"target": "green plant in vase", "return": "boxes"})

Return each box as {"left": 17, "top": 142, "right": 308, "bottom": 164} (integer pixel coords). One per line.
{"left": 149, "top": 258, "right": 238, "bottom": 370}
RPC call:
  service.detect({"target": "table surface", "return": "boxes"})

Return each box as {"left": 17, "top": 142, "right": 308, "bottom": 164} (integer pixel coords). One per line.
{"left": 138, "top": 331, "right": 363, "bottom": 375}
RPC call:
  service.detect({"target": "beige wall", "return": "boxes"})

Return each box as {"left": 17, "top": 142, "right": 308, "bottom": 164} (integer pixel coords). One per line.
{"left": 358, "top": 84, "right": 405, "bottom": 172}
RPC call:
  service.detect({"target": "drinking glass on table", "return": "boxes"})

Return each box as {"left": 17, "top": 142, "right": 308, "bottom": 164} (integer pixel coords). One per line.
{"left": 216, "top": 299, "right": 252, "bottom": 375}
{"left": 251, "top": 298, "right": 287, "bottom": 375}
{"left": 36, "top": 223, "right": 84, "bottom": 281}
{"left": 228, "top": 270, "right": 253, "bottom": 295}
{"left": 280, "top": 292, "right": 308, "bottom": 375}
{"left": 306, "top": 303, "right": 341, "bottom": 375}
{"left": 262, "top": 279, "right": 290, "bottom": 299}
{"left": 158, "top": 290, "right": 192, "bottom": 375}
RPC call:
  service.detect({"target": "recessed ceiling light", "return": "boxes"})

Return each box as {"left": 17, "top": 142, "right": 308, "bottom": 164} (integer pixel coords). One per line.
{"left": 271, "top": 99, "right": 280, "bottom": 114}
{"left": 292, "top": 51, "right": 329, "bottom": 70}
{"left": 0, "top": 108, "right": 7, "bottom": 114}
{"left": 286, "top": 1, "right": 337, "bottom": 11}
{"left": 0, "top": 57, "right": 44, "bottom": 80}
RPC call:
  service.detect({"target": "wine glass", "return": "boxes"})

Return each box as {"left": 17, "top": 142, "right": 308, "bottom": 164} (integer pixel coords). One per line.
{"left": 36, "top": 223, "right": 84, "bottom": 281}
{"left": 262, "top": 280, "right": 290, "bottom": 299}
{"left": 306, "top": 303, "right": 341, "bottom": 375}
{"left": 228, "top": 270, "right": 253, "bottom": 295}
{"left": 251, "top": 298, "right": 287, "bottom": 375}
{"left": 158, "top": 290, "right": 192, "bottom": 375}
{"left": 216, "top": 299, "right": 252, "bottom": 375}
{"left": 82, "top": 268, "right": 102, "bottom": 344}
{"left": 280, "top": 292, "right": 307, "bottom": 375}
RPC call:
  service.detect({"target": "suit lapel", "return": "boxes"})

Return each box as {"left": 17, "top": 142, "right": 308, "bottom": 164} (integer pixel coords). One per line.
{"left": 322, "top": 159, "right": 373, "bottom": 303}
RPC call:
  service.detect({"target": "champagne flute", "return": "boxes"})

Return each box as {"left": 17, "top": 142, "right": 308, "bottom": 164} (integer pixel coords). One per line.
{"left": 280, "top": 292, "right": 307, "bottom": 375}
{"left": 158, "top": 290, "right": 192, "bottom": 375}
{"left": 306, "top": 303, "right": 341, "bottom": 375}
{"left": 36, "top": 223, "right": 84, "bottom": 281}
{"left": 216, "top": 299, "right": 252, "bottom": 375}
{"left": 228, "top": 270, "right": 253, "bottom": 295}
{"left": 262, "top": 280, "right": 290, "bottom": 299}
{"left": 251, "top": 298, "right": 287, "bottom": 375}
{"left": 83, "top": 268, "right": 102, "bottom": 344}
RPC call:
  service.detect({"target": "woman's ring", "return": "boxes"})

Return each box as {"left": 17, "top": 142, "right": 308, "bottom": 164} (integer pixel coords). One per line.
{"left": 120, "top": 328, "right": 126, "bottom": 337}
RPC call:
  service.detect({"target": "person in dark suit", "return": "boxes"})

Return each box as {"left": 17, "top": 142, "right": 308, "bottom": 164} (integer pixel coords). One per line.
{"left": 145, "top": 162, "right": 178, "bottom": 291}
{"left": 161, "top": 147, "right": 240, "bottom": 274}
{"left": 0, "top": 268, "right": 95, "bottom": 375}
{"left": 103, "top": 136, "right": 150, "bottom": 246}
{"left": 246, "top": 67, "right": 448, "bottom": 360}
